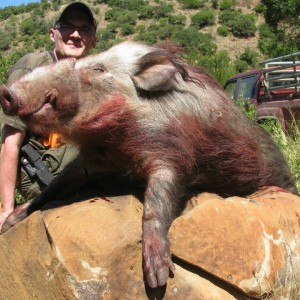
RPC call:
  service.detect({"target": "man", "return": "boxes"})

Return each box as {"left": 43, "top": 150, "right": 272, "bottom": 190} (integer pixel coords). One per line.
{"left": 0, "top": 2, "right": 97, "bottom": 231}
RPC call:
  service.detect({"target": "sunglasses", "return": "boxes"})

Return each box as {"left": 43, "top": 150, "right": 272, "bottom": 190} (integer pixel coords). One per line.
{"left": 54, "top": 22, "right": 95, "bottom": 37}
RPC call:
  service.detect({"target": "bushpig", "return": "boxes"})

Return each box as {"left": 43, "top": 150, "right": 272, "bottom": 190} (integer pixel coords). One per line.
{"left": 0, "top": 41, "right": 298, "bottom": 288}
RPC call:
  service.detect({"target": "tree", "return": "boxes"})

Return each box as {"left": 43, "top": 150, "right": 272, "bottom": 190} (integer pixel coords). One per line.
{"left": 262, "top": 0, "right": 300, "bottom": 28}
{"left": 259, "top": 1, "right": 300, "bottom": 56}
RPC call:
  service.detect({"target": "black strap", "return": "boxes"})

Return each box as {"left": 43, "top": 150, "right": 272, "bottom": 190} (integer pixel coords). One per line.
{"left": 21, "top": 144, "right": 54, "bottom": 186}
{"left": 48, "top": 49, "right": 57, "bottom": 63}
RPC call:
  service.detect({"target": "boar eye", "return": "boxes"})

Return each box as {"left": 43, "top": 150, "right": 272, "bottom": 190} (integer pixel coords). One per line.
{"left": 92, "top": 67, "right": 105, "bottom": 73}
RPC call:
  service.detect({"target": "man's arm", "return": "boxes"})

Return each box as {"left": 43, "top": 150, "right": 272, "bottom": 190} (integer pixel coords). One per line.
{"left": 0, "top": 125, "right": 25, "bottom": 231}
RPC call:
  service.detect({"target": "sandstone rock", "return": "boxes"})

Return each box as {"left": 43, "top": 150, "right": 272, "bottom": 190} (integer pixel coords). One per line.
{"left": 170, "top": 188, "right": 300, "bottom": 298}
{"left": 0, "top": 189, "right": 299, "bottom": 299}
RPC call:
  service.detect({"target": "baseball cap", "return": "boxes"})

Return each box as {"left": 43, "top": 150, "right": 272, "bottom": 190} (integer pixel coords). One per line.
{"left": 54, "top": 2, "right": 97, "bottom": 30}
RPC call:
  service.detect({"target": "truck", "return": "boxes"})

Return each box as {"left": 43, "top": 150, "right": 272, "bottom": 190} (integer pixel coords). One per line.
{"left": 224, "top": 52, "right": 300, "bottom": 131}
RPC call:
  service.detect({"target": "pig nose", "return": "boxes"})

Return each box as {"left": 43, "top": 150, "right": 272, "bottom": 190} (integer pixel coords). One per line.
{"left": 0, "top": 85, "right": 19, "bottom": 116}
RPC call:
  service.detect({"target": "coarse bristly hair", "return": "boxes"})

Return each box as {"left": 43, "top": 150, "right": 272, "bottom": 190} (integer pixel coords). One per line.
{"left": 5, "top": 41, "right": 297, "bottom": 197}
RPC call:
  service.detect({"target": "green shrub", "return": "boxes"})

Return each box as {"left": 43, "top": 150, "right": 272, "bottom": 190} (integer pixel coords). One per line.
{"left": 258, "top": 23, "right": 278, "bottom": 55}
{"left": 172, "top": 26, "right": 217, "bottom": 55}
{"left": 219, "top": 10, "right": 256, "bottom": 37}
{"left": 231, "top": 14, "right": 256, "bottom": 37}
{"left": 219, "top": 10, "right": 236, "bottom": 25}
{"left": 234, "top": 59, "right": 248, "bottom": 73}
{"left": 120, "top": 23, "right": 135, "bottom": 36}
{"left": 94, "top": 38, "right": 124, "bottom": 52}
{"left": 20, "top": 18, "right": 36, "bottom": 35}
{"left": 151, "top": 2, "right": 173, "bottom": 19}
{"left": 105, "top": 8, "right": 137, "bottom": 25}
{"left": 178, "top": 0, "right": 206, "bottom": 9}
{"left": 138, "top": 6, "right": 155, "bottom": 19}
{"left": 96, "top": 25, "right": 117, "bottom": 42}
{"left": 191, "top": 9, "right": 216, "bottom": 29}
{"left": 135, "top": 30, "right": 158, "bottom": 44}
{"left": 107, "top": 0, "right": 146, "bottom": 10}
{"left": 195, "top": 50, "right": 234, "bottom": 84}
{"left": 219, "top": 0, "right": 236, "bottom": 10}
{"left": 217, "top": 25, "right": 229, "bottom": 36}
{"left": 167, "top": 15, "right": 186, "bottom": 25}
{"left": 0, "top": 32, "right": 10, "bottom": 51}
{"left": 20, "top": 15, "right": 48, "bottom": 36}
{"left": 0, "top": 55, "right": 13, "bottom": 84}
{"left": 135, "top": 24, "right": 146, "bottom": 33}
{"left": 254, "top": 3, "right": 266, "bottom": 14}
{"left": 239, "top": 47, "right": 259, "bottom": 67}
{"left": 211, "top": 0, "right": 218, "bottom": 9}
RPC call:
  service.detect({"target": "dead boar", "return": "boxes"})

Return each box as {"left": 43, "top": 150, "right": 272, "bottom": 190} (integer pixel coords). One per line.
{"left": 0, "top": 41, "right": 298, "bottom": 288}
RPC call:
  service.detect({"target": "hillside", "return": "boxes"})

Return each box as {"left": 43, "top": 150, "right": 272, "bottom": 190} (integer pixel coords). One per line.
{"left": 0, "top": 0, "right": 299, "bottom": 84}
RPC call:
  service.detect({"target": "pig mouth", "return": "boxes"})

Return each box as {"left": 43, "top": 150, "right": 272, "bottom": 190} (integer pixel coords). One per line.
{"left": 20, "top": 90, "right": 59, "bottom": 118}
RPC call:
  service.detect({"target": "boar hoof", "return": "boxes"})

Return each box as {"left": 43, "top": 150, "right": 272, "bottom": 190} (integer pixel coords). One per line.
{"left": 1, "top": 202, "right": 31, "bottom": 234}
{"left": 143, "top": 235, "right": 175, "bottom": 288}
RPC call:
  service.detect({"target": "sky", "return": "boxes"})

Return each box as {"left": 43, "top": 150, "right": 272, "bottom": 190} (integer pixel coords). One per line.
{"left": 0, "top": 0, "right": 40, "bottom": 8}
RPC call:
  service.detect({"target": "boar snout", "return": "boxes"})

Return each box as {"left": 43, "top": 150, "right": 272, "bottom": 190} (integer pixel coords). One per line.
{"left": 0, "top": 85, "right": 19, "bottom": 116}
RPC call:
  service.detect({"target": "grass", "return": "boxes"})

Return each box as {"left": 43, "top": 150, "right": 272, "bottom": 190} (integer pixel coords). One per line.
{"left": 237, "top": 99, "right": 300, "bottom": 193}
{"left": 265, "top": 120, "right": 300, "bottom": 193}
{"left": 258, "top": 118, "right": 300, "bottom": 193}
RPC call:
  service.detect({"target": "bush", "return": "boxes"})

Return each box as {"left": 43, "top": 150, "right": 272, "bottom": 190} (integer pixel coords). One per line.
{"left": 195, "top": 50, "right": 234, "bottom": 84}
{"left": 105, "top": 8, "right": 137, "bottom": 25}
{"left": 234, "top": 59, "right": 248, "bottom": 73}
{"left": 219, "top": 10, "right": 256, "bottom": 37}
{"left": 135, "top": 30, "right": 158, "bottom": 44}
{"left": 191, "top": 9, "right": 216, "bottom": 29}
{"left": 167, "top": 15, "right": 186, "bottom": 25}
{"left": 20, "top": 18, "right": 36, "bottom": 35}
{"left": 172, "top": 26, "right": 217, "bottom": 55}
{"left": 231, "top": 14, "right": 256, "bottom": 37}
{"left": 120, "top": 23, "right": 135, "bottom": 36}
{"left": 0, "top": 32, "right": 10, "bottom": 51}
{"left": 258, "top": 23, "right": 278, "bottom": 55}
{"left": 151, "top": 2, "right": 173, "bottom": 19}
{"left": 211, "top": 0, "right": 218, "bottom": 9}
{"left": 217, "top": 25, "right": 229, "bottom": 36}
{"left": 178, "top": 0, "right": 206, "bottom": 9}
{"left": 0, "top": 55, "right": 14, "bottom": 84}
{"left": 20, "top": 14, "right": 48, "bottom": 36}
{"left": 239, "top": 47, "right": 259, "bottom": 67}
{"left": 96, "top": 25, "right": 117, "bottom": 42}
{"left": 138, "top": 6, "right": 155, "bottom": 19}
{"left": 254, "top": 3, "right": 266, "bottom": 14}
{"left": 219, "top": 0, "right": 236, "bottom": 10}
{"left": 107, "top": 0, "right": 146, "bottom": 10}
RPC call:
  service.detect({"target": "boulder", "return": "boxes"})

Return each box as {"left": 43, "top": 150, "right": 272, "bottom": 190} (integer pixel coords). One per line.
{"left": 0, "top": 187, "right": 299, "bottom": 299}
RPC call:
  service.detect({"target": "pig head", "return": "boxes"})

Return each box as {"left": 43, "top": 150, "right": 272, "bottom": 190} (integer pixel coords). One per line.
{"left": 0, "top": 41, "right": 298, "bottom": 289}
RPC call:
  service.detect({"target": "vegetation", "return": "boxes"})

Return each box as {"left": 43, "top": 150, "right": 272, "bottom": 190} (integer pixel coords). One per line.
{"left": 0, "top": 0, "right": 299, "bottom": 191}
{"left": 0, "top": 0, "right": 298, "bottom": 84}
{"left": 191, "top": 9, "right": 216, "bottom": 29}
{"left": 236, "top": 100, "right": 300, "bottom": 192}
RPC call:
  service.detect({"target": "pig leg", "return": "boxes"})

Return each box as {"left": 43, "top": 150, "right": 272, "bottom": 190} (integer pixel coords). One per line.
{"left": 142, "top": 168, "right": 182, "bottom": 288}
{"left": 1, "top": 201, "right": 32, "bottom": 233}
{"left": 1, "top": 157, "right": 85, "bottom": 234}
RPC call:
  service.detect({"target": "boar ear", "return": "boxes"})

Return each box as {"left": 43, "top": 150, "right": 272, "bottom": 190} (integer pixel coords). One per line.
{"left": 132, "top": 52, "right": 177, "bottom": 91}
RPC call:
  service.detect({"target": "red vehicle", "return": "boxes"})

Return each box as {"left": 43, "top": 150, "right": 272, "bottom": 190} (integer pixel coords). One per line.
{"left": 224, "top": 52, "right": 300, "bottom": 129}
